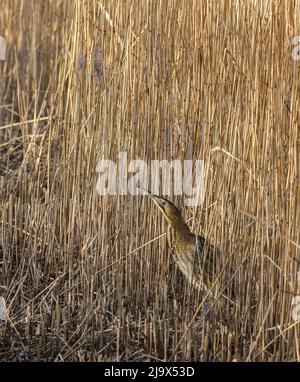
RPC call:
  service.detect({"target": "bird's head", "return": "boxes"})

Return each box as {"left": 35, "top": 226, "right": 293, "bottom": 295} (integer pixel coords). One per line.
{"left": 141, "top": 189, "right": 183, "bottom": 226}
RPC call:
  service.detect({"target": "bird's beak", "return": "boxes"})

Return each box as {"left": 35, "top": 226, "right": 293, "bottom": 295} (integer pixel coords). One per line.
{"left": 139, "top": 187, "right": 165, "bottom": 208}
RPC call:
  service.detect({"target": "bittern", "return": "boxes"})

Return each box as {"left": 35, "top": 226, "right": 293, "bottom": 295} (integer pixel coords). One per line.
{"left": 142, "top": 189, "right": 220, "bottom": 297}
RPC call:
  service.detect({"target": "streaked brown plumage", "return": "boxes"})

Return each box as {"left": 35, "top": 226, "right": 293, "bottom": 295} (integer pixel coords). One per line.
{"left": 143, "top": 190, "right": 219, "bottom": 295}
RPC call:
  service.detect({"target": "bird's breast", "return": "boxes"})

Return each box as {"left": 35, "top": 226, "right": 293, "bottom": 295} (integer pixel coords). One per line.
{"left": 167, "top": 226, "right": 213, "bottom": 292}
{"left": 167, "top": 226, "right": 197, "bottom": 282}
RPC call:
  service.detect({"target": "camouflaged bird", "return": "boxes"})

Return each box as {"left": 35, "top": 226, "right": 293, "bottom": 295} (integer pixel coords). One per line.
{"left": 143, "top": 190, "right": 220, "bottom": 295}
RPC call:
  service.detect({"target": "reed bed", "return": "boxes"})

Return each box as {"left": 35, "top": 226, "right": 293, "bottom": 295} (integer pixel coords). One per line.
{"left": 0, "top": 0, "right": 299, "bottom": 361}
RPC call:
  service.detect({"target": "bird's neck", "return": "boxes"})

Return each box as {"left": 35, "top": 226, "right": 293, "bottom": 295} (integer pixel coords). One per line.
{"left": 167, "top": 217, "right": 194, "bottom": 241}
{"left": 166, "top": 220, "right": 195, "bottom": 254}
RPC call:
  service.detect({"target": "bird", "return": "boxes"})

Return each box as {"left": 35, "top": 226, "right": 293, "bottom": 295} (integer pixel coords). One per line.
{"left": 141, "top": 189, "right": 221, "bottom": 297}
